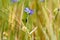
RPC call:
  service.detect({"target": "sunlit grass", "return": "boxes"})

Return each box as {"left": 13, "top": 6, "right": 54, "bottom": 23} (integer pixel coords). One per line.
{"left": 0, "top": 0, "right": 60, "bottom": 40}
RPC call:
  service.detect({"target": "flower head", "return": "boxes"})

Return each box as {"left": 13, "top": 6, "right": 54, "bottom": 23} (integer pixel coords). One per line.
{"left": 24, "top": 8, "right": 34, "bottom": 15}
{"left": 12, "top": 0, "right": 18, "bottom": 3}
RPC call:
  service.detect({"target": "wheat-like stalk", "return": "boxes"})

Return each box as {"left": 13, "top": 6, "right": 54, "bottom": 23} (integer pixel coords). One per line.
{"left": 0, "top": 0, "right": 60, "bottom": 40}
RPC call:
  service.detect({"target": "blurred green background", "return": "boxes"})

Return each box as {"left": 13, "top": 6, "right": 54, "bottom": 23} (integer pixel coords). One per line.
{"left": 0, "top": 0, "right": 60, "bottom": 40}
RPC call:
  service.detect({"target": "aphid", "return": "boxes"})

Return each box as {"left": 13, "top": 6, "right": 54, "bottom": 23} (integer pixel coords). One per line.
{"left": 26, "top": 19, "right": 27, "bottom": 22}
{"left": 24, "top": 8, "right": 34, "bottom": 15}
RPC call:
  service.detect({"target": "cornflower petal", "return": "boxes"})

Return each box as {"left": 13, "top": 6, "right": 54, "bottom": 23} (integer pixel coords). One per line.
{"left": 24, "top": 8, "right": 30, "bottom": 13}
{"left": 12, "top": 0, "right": 18, "bottom": 3}
{"left": 29, "top": 10, "right": 34, "bottom": 15}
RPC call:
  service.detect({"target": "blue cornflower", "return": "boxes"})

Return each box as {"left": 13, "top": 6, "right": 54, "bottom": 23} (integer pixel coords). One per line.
{"left": 12, "top": 0, "right": 18, "bottom": 3}
{"left": 24, "top": 8, "right": 34, "bottom": 15}
{"left": 29, "top": 10, "right": 34, "bottom": 15}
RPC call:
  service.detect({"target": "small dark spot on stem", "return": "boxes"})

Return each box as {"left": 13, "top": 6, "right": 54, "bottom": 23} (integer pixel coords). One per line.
{"left": 26, "top": 19, "right": 27, "bottom": 22}
{"left": 58, "top": 8, "right": 60, "bottom": 11}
